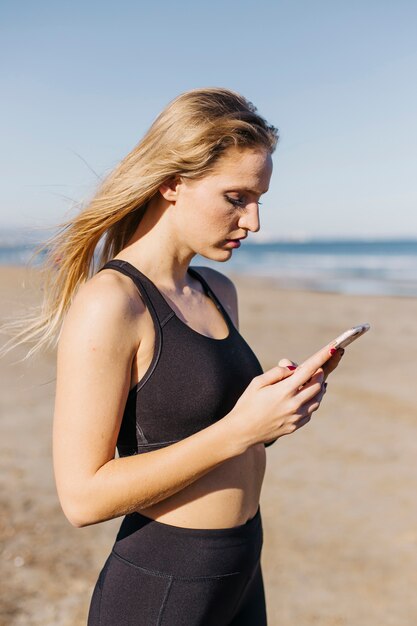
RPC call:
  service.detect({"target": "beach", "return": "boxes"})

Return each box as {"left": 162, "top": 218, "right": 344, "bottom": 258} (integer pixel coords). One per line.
{"left": 1, "top": 265, "right": 416, "bottom": 626}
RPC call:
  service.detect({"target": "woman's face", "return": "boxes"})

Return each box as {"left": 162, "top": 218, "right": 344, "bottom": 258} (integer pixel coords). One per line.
{"left": 171, "top": 146, "right": 273, "bottom": 261}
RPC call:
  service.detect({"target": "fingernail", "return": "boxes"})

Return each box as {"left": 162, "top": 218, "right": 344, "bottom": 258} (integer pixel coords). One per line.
{"left": 287, "top": 365, "right": 297, "bottom": 370}
{"left": 329, "top": 348, "right": 337, "bottom": 356}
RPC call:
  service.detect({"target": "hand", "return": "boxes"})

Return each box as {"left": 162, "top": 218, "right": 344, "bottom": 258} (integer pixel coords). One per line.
{"left": 279, "top": 347, "right": 345, "bottom": 382}
{"left": 228, "top": 342, "right": 337, "bottom": 448}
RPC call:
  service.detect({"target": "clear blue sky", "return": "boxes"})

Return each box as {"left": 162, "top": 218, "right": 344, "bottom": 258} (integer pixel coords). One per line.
{"left": 2, "top": 0, "right": 416, "bottom": 238}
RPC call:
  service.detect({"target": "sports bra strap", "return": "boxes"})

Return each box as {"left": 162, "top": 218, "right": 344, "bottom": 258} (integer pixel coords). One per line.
{"left": 187, "top": 267, "right": 234, "bottom": 328}
{"left": 98, "top": 260, "right": 174, "bottom": 326}
{"left": 98, "top": 260, "right": 235, "bottom": 331}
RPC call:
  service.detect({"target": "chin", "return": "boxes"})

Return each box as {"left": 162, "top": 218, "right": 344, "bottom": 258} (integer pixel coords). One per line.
{"left": 198, "top": 247, "right": 233, "bottom": 262}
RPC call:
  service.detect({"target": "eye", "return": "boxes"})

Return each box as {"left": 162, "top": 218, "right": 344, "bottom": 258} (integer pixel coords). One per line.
{"left": 224, "top": 195, "right": 263, "bottom": 208}
{"left": 225, "top": 195, "right": 244, "bottom": 207}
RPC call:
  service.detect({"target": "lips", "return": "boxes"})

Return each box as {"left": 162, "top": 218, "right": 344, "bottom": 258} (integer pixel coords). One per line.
{"left": 224, "top": 239, "right": 242, "bottom": 248}
{"left": 227, "top": 236, "right": 247, "bottom": 242}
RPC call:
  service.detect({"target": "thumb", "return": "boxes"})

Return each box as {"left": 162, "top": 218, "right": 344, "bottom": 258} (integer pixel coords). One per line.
{"left": 278, "top": 358, "right": 298, "bottom": 370}
{"left": 257, "top": 364, "right": 294, "bottom": 388}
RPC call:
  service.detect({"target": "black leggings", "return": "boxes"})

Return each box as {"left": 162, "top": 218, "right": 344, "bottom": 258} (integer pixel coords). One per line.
{"left": 87, "top": 506, "right": 267, "bottom": 625}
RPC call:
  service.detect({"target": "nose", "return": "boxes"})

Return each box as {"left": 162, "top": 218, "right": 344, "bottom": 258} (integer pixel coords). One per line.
{"left": 238, "top": 202, "right": 260, "bottom": 233}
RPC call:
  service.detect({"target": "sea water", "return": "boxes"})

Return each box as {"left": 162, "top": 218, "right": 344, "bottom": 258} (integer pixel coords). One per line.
{"left": 1, "top": 227, "right": 417, "bottom": 297}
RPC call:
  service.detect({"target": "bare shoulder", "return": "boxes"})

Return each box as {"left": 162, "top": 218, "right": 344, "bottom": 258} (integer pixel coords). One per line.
{"left": 59, "top": 268, "right": 144, "bottom": 350}
{"left": 192, "top": 266, "right": 239, "bottom": 329}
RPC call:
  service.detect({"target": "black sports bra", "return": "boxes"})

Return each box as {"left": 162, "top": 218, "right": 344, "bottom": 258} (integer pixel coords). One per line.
{"left": 98, "top": 260, "right": 277, "bottom": 454}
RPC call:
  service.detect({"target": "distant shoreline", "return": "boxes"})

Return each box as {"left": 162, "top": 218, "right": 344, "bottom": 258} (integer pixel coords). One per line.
{"left": 1, "top": 235, "right": 417, "bottom": 297}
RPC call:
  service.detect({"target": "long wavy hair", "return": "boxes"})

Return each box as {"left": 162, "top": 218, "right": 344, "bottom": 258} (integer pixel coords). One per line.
{"left": 0, "top": 87, "right": 278, "bottom": 360}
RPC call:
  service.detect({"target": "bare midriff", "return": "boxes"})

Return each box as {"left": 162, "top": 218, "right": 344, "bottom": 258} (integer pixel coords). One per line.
{"left": 135, "top": 442, "right": 266, "bottom": 529}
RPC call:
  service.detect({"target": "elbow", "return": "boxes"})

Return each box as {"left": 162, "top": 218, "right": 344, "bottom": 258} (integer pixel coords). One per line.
{"left": 67, "top": 511, "right": 92, "bottom": 529}
{"left": 58, "top": 492, "right": 99, "bottom": 528}
{"left": 55, "top": 469, "right": 117, "bottom": 527}
{"left": 62, "top": 502, "right": 93, "bottom": 528}
{"left": 68, "top": 517, "right": 87, "bottom": 529}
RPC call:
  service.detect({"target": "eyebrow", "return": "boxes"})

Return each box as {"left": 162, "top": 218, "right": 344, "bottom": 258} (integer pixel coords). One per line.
{"left": 226, "top": 186, "right": 269, "bottom": 195}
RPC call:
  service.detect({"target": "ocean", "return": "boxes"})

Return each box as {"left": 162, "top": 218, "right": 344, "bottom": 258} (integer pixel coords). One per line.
{"left": 1, "top": 227, "right": 417, "bottom": 297}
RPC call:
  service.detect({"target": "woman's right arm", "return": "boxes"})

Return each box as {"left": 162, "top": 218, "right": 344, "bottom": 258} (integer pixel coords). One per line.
{"left": 53, "top": 273, "right": 331, "bottom": 528}
{"left": 53, "top": 274, "right": 249, "bottom": 528}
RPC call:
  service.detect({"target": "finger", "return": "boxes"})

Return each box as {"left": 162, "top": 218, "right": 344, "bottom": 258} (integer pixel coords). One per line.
{"left": 296, "top": 393, "right": 323, "bottom": 420}
{"left": 294, "top": 371, "right": 324, "bottom": 405}
{"left": 319, "top": 380, "right": 328, "bottom": 400}
{"left": 322, "top": 348, "right": 344, "bottom": 380}
{"left": 291, "top": 381, "right": 327, "bottom": 430}
{"left": 304, "top": 380, "right": 327, "bottom": 411}
{"left": 256, "top": 365, "right": 294, "bottom": 388}
{"left": 294, "top": 414, "right": 312, "bottom": 430}
{"left": 289, "top": 341, "right": 338, "bottom": 388}
{"left": 300, "top": 366, "right": 324, "bottom": 387}
{"left": 311, "top": 383, "right": 327, "bottom": 407}
{"left": 298, "top": 367, "right": 324, "bottom": 389}
{"left": 278, "top": 358, "right": 298, "bottom": 370}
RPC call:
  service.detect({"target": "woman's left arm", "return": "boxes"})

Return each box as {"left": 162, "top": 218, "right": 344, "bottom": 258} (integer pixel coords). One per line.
{"left": 196, "top": 269, "right": 344, "bottom": 448}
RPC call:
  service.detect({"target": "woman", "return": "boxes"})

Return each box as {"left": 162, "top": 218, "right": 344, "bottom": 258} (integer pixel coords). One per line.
{"left": 2, "top": 88, "right": 343, "bottom": 625}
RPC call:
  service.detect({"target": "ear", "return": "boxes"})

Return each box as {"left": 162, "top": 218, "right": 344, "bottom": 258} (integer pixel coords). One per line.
{"left": 158, "top": 176, "right": 182, "bottom": 202}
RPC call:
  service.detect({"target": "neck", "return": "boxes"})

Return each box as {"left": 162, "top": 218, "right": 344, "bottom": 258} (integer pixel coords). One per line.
{"left": 114, "top": 197, "right": 195, "bottom": 292}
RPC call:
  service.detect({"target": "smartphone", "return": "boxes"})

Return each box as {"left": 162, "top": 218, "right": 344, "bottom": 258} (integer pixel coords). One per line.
{"left": 332, "top": 323, "right": 370, "bottom": 350}
{"left": 295, "top": 323, "right": 370, "bottom": 385}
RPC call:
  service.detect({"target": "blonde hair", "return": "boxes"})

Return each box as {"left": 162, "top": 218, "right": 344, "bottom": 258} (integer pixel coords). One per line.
{"left": 0, "top": 87, "right": 278, "bottom": 360}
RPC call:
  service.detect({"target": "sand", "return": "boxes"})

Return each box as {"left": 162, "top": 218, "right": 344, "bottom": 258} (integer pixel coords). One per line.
{"left": 1, "top": 265, "right": 416, "bottom": 626}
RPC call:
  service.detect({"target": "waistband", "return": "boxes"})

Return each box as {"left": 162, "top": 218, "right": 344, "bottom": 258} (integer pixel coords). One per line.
{"left": 112, "top": 506, "right": 263, "bottom": 579}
